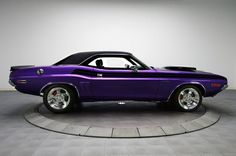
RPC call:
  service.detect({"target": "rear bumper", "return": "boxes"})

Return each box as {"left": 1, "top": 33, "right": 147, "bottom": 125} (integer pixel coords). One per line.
{"left": 9, "top": 79, "right": 15, "bottom": 87}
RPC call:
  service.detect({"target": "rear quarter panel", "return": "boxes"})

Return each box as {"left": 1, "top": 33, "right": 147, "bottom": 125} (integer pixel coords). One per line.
{"left": 10, "top": 66, "right": 93, "bottom": 98}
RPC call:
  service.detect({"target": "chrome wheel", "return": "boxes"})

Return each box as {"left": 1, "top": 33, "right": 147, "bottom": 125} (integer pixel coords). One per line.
{"left": 47, "top": 87, "right": 71, "bottom": 110}
{"left": 178, "top": 88, "right": 200, "bottom": 110}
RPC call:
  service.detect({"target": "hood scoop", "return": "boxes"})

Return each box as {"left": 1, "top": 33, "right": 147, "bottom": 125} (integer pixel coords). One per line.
{"left": 163, "top": 66, "right": 196, "bottom": 72}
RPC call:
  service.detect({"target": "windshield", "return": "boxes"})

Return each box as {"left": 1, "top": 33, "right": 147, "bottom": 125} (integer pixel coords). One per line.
{"left": 131, "top": 55, "right": 150, "bottom": 69}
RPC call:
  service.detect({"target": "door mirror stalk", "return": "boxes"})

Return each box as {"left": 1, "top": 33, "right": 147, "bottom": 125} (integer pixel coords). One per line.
{"left": 130, "top": 66, "right": 138, "bottom": 72}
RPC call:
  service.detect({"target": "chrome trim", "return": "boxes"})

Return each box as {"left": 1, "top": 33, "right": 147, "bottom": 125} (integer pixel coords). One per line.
{"left": 167, "top": 82, "right": 206, "bottom": 102}
{"left": 97, "top": 73, "right": 103, "bottom": 77}
{"left": 9, "top": 79, "right": 15, "bottom": 87}
{"left": 37, "top": 68, "right": 44, "bottom": 75}
{"left": 79, "top": 53, "right": 131, "bottom": 65}
{"left": 17, "top": 80, "right": 27, "bottom": 84}
{"left": 40, "top": 82, "right": 80, "bottom": 97}
{"left": 79, "top": 52, "right": 150, "bottom": 70}
{"left": 221, "top": 84, "right": 228, "bottom": 90}
{"left": 118, "top": 101, "right": 126, "bottom": 105}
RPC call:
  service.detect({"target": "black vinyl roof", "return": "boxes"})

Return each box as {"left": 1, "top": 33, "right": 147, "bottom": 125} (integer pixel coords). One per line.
{"left": 54, "top": 51, "right": 132, "bottom": 65}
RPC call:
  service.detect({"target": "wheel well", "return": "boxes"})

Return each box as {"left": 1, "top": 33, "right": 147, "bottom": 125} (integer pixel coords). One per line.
{"left": 168, "top": 83, "right": 205, "bottom": 101}
{"left": 40, "top": 83, "right": 79, "bottom": 97}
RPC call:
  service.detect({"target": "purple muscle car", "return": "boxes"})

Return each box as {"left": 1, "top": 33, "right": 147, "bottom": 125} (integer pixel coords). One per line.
{"left": 9, "top": 51, "right": 228, "bottom": 113}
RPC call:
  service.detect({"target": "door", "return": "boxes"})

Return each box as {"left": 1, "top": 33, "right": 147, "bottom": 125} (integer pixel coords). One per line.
{"left": 87, "top": 56, "right": 158, "bottom": 100}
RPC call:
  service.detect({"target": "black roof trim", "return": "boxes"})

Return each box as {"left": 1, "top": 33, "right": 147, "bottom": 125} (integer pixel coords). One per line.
{"left": 54, "top": 51, "right": 131, "bottom": 65}
{"left": 74, "top": 51, "right": 131, "bottom": 56}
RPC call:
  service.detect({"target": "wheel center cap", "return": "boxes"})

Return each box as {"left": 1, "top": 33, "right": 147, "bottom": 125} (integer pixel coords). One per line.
{"left": 55, "top": 95, "right": 64, "bottom": 102}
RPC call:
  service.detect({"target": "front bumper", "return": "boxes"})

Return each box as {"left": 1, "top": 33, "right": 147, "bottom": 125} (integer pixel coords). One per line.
{"left": 221, "top": 84, "right": 228, "bottom": 90}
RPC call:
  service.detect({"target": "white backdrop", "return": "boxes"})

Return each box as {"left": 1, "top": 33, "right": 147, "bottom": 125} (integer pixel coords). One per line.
{"left": 0, "top": 0, "right": 235, "bottom": 89}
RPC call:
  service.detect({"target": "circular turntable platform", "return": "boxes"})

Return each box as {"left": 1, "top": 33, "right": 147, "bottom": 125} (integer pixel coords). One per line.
{"left": 24, "top": 101, "right": 220, "bottom": 138}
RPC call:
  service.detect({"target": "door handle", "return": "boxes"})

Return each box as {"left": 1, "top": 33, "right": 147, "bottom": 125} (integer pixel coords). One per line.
{"left": 97, "top": 73, "right": 103, "bottom": 77}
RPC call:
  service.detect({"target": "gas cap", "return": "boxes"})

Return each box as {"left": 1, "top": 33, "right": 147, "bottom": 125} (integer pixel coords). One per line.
{"left": 37, "top": 68, "right": 44, "bottom": 75}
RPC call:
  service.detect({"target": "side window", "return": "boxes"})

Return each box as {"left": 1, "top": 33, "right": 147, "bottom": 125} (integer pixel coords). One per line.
{"left": 88, "top": 57, "right": 134, "bottom": 69}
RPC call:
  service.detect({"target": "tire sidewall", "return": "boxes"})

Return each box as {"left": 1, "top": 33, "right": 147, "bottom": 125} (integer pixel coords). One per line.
{"left": 43, "top": 85, "right": 75, "bottom": 113}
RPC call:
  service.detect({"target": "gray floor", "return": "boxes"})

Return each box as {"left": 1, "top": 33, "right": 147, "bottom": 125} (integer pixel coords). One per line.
{"left": 0, "top": 90, "right": 236, "bottom": 156}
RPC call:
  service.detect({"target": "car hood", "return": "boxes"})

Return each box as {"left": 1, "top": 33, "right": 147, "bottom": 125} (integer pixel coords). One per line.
{"left": 154, "top": 67, "right": 227, "bottom": 80}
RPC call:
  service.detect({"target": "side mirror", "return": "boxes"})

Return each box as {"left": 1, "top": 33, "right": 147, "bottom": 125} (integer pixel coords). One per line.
{"left": 130, "top": 65, "right": 138, "bottom": 72}
{"left": 125, "top": 64, "right": 130, "bottom": 69}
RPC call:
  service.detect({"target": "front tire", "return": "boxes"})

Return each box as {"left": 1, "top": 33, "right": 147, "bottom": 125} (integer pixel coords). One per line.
{"left": 43, "top": 85, "right": 76, "bottom": 113}
{"left": 171, "top": 85, "right": 202, "bottom": 112}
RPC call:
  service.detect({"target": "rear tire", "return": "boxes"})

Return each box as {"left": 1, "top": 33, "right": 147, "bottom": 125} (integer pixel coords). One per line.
{"left": 170, "top": 85, "right": 202, "bottom": 112}
{"left": 43, "top": 85, "right": 76, "bottom": 113}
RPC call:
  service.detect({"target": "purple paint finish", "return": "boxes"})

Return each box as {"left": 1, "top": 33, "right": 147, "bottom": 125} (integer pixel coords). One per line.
{"left": 9, "top": 52, "right": 228, "bottom": 103}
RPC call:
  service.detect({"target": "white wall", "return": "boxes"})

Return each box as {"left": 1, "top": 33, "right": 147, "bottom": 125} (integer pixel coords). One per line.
{"left": 0, "top": 0, "right": 235, "bottom": 89}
